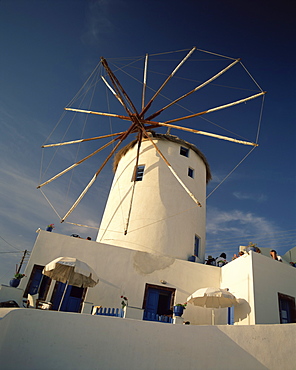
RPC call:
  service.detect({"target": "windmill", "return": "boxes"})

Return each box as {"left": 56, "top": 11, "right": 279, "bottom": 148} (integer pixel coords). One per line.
{"left": 37, "top": 47, "right": 265, "bottom": 239}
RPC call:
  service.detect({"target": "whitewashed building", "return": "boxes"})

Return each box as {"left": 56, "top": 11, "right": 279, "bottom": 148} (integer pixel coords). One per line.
{"left": 1, "top": 134, "right": 295, "bottom": 369}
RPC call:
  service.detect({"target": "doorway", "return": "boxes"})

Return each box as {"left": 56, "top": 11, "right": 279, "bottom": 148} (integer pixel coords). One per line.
{"left": 24, "top": 264, "right": 51, "bottom": 300}
{"left": 51, "top": 281, "right": 86, "bottom": 312}
{"left": 278, "top": 293, "right": 296, "bottom": 323}
{"left": 143, "top": 284, "right": 175, "bottom": 322}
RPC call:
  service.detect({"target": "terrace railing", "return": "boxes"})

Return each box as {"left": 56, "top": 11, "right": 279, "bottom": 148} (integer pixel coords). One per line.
{"left": 92, "top": 307, "right": 124, "bottom": 317}
{"left": 143, "top": 311, "right": 173, "bottom": 323}
{"left": 92, "top": 306, "right": 172, "bottom": 323}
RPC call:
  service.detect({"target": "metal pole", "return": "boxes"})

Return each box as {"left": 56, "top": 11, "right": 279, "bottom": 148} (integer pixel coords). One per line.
{"left": 16, "top": 250, "right": 28, "bottom": 274}
{"left": 58, "top": 281, "right": 69, "bottom": 311}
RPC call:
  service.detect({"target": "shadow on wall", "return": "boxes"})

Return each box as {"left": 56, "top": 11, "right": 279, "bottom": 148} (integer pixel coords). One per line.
{"left": 235, "top": 299, "right": 251, "bottom": 322}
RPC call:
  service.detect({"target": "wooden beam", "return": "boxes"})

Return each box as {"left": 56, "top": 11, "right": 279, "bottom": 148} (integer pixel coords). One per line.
{"left": 42, "top": 132, "right": 125, "bottom": 148}
{"left": 140, "top": 128, "right": 202, "bottom": 207}
{"left": 124, "top": 131, "right": 143, "bottom": 235}
{"left": 164, "top": 91, "right": 267, "bottom": 124}
{"left": 146, "top": 58, "right": 241, "bottom": 121}
{"left": 101, "top": 57, "right": 138, "bottom": 115}
{"left": 60, "top": 123, "right": 136, "bottom": 222}
{"left": 101, "top": 75, "right": 126, "bottom": 108}
{"left": 37, "top": 136, "right": 119, "bottom": 189}
{"left": 140, "top": 47, "right": 196, "bottom": 117}
{"left": 64, "top": 107, "right": 132, "bottom": 121}
{"left": 142, "top": 53, "right": 149, "bottom": 111}
{"left": 149, "top": 120, "right": 258, "bottom": 147}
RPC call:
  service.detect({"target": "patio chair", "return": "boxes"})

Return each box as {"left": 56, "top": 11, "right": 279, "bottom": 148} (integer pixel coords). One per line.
{"left": 27, "top": 294, "right": 52, "bottom": 310}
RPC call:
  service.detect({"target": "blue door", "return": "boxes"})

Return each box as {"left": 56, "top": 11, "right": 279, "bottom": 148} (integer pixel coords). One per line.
{"left": 24, "top": 264, "right": 51, "bottom": 300}
{"left": 144, "top": 289, "right": 159, "bottom": 320}
{"left": 143, "top": 286, "right": 174, "bottom": 322}
{"left": 28, "top": 268, "right": 43, "bottom": 295}
{"left": 51, "top": 282, "right": 85, "bottom": 312}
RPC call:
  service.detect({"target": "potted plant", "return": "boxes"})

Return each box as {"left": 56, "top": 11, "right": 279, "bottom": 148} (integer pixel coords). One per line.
{"left": 46, "top": 223, "right": 55, "bottom": 232}
{"left": 9, "top": 273, "right": 25, "bottom": 288}
{"left": 246, "top": 242, "right": 257, "bottom": 253}
{"left": 120, "top": 295, "right": 128, "bottom": 309}
{"left": 173, "top": 302, "right": 187, "bottom": 317}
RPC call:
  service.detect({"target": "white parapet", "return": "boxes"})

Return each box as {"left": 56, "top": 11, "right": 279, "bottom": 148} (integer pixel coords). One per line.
{"left": 124, "top": 306, "right": 144, "bottom": 320}
{"left": 0, "top": 284, "right": 24, "bottom": 307}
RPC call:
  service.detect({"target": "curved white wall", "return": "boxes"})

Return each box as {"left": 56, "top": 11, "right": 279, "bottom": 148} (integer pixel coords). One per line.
{"left": 97, "top": 136, "right": 208, "bottom": 261}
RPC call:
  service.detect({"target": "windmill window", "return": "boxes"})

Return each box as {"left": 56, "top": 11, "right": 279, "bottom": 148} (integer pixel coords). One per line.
{"left": 188, "top": 167, "right": 194, "bottom": 178}
{"left": 194, "top": 235, "right": 200, "bottom": 257}
{"left": 180, "top": 146, "right": 189, "bottom": 157}
{"left": 133, "top": 165, "right": 145, "bottom": 181}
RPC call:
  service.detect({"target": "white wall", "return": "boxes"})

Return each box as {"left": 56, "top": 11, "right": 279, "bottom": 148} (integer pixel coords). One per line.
{"left": 221, "top": 253, "right": 255, "bottom": 325}
{"left": 0, "top": 285, "right": 24, "bottom": 307}
{"left": 21, "top": 231, "right": 221, "bottom": 325}
{"left": 251, "top": 251, "right": 296, "bottom": 324}
{"left": 282, "top": 246, "right": 296, "bottom": 264}
{"left": 1, "top": 308, "right": 295, "bottom": 370}
{"left": 21, "top": 231, "right": 296, "bottom": 327}
{"left": 221, "top": 251, "right": 296, "bottom": 325}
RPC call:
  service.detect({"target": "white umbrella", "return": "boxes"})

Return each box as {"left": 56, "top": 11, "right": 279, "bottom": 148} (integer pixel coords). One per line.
{"left": 187, "top": 287, "right": 238, "bottom": 324}
{"left": 187, "top": 287, "right": 238, "bottom": 308}
{"left": 43, "top": 257, "right": 99, "bottom": 310}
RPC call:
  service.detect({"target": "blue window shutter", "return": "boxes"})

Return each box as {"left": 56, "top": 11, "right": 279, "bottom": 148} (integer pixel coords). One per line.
{"left": 194, "top": 235, "right": 200, "bottom": 257}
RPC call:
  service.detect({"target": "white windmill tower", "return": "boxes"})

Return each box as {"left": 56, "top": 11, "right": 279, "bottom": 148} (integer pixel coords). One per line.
{"left": 96, "top": 132, "right": 211, "bottom": 262}
{"left": 38, "top": 47, "right": 264, "bottom": 263}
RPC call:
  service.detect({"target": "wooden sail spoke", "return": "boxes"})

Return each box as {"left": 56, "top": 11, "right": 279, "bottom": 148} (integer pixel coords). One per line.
{"left": 140, "top": 47, "right": 196, "bottom": 118}
{"left": 42, "top": 132, "right": 125, "bottom": 148}
{"left": 140, "top": 128, "right": 202, "bottom": 207}
{"left": 101, "top": 57, "right": 138, "bottom": 116}
{"left": 150, "top": 121, "right": 258, "bottom": 147}
{"left": 101, "top": 75, "right": 126, "bottom": 108}
{"left": 61, "top": 173, "right": 98, "bottom": 223}
{"left": 141, "top": 54, "right": 148, "bottom": 111}
{"left": 39, "top": 50, "right": 265, "bottom": 223}
{"left": 164, "top": 91, "right": 266, "bottom": 124}
{"left": 64, "top": 107, "right": 132, "bottom": 122}
{"left": 146, "top": 58, "right": 241, "bottom": 121}
{"left": 37, "top": 137, "right": 119, "bottom": 189}
{"left": 60, "top": 123, "right": 136, "bottom": 222}
{"left": 124, "top": 132, "right": 143, "bottom": 235}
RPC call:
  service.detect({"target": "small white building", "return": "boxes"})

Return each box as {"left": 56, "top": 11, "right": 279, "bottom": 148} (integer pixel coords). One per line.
{"left": 1, "top": 134, "right": 295, "bottom": 369}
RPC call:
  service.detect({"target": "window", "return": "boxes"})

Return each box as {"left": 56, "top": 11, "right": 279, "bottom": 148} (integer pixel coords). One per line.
{"left": 133, "top": 165, "right": 145, "bottom": 181}
{"left": 278, "top": 293, "right": 296, "bottom": 323}
{"left": 188, "top": 167, "right": 194, "bottom": 178}
{"left": 180, "top": 146, "right": 189, "bottom": 157}
{"left": 194, "top": 235, "right": 200, "bottom": 257}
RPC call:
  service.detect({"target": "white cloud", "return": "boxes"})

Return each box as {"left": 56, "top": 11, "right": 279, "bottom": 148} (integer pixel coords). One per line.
{"left": 233, "top": 191, "right": 267, "bottom": 202}
{"left": 81, "top": 0, "right": 115, "bottom": 45}
{"left": 207, "top": 207, "right": 275, "bottom": 236}
{"left": 206, "top": 206, "right": 280, "bottom": 258}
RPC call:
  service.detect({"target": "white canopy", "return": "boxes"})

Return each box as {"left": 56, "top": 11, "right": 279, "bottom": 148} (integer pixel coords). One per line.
{"left": 43, "top": 257, "right": 99, "bottom": 288}
{"left": 187, "top": 287, "right": 238, "bottom": 308}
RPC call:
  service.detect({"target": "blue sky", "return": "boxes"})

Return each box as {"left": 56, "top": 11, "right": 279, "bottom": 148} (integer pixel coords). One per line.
{"left": 0, "top": 0, "right": 295, "bottom": 284}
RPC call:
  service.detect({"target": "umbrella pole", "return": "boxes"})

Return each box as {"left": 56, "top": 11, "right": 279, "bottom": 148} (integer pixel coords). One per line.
{"left": 58, "top": 281, "right": 69, "bottom": 311}
{"left": 211, "top": 309, "right": 215, "bottom": 325}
